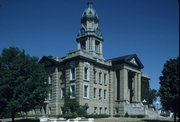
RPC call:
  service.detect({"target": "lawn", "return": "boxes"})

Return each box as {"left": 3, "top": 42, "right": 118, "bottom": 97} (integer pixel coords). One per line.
{"left": 0, "top": 117, "right": 174, "bottom": 122}
{"left": 94, "top": 117, "right": 174, "bottom": 122}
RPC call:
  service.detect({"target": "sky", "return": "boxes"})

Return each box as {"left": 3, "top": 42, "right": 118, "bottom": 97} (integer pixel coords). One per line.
{"left": 0, "top": 0, "right": 179, "bottom": 90}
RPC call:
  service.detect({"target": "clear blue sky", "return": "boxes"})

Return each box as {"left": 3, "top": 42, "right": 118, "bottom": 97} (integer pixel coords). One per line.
{"left": 0, "top": 0, "right": 179, "bottom": 90}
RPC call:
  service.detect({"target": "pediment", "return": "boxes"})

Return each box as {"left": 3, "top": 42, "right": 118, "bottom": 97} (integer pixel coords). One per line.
{"left": 111, "top": 54, "right": 144, "bottom": 69}
{"left": 129, "top": 58, "right": 138, "bottom": 66}
{"left": 39, "top": 56, "right": 57, "bottom": 67}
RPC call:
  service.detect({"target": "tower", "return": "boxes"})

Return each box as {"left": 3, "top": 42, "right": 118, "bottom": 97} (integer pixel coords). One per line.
{"left": 77, "top": 0, "right": 104, "bottom": 59}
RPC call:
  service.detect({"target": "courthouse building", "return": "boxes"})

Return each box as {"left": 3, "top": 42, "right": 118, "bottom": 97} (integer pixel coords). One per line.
{"left": 39, "top": 1, "right": 149, "bottom": 116}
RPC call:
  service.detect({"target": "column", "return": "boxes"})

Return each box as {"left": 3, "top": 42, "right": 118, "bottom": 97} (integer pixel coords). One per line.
{"left": 100, "top": 42, "right": 103, "bottom": 57}
{"left": 134, "top": 73, "right": 138, "bottom": 102}
{"left": 137, "top": 73, "right": 141, "bottom": 102}
{"left": 120, "top": 69, "right": 128, "bottom": 101}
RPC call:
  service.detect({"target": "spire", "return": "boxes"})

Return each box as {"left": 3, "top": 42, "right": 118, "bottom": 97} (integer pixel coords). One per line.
{"left": 88, "top": 0, "right": 93, "bottom": 8}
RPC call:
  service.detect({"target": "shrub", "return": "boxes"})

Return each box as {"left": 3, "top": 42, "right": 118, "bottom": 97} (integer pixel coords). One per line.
{"left": 124, "top": 112, "right": 129, "bottom": 117}
{"left": 136, "top": 115, "right": 145, "bottom": 118}
{"left": 86, "top": 114, "right": 109, "bottom": 118}
{"left": 63, "top": 112, "right": 78, "bottom": 119}
{"left": 114, "top": 114, "right": 121, "bottom": 117}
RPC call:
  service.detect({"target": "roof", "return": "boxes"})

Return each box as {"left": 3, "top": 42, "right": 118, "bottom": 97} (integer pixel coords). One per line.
{"left": 110, "top": 54, "right": 144, "bottom": 69}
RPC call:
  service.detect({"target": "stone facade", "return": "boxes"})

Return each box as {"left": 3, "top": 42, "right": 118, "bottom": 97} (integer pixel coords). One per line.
{"left": 37, "top": 1, "right": 151, "bottom": 117}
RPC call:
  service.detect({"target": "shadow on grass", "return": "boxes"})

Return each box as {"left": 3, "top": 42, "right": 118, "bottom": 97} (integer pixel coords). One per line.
{"left": 142, "top": 119, "right": 173, "bottom": 122}
{"left": 8, "top": 119, "right": 40, "bottom": 122}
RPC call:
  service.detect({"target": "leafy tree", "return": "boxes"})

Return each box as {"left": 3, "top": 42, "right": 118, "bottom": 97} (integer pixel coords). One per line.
{"left": 61, "top": 94, "right": 88, "bottom": 118}
{"left": 149, "top": 88, "right": 158, "bottom": 105}
{"left": 0, "top": 47, "right": 49, "bottom": 122}
{"left": 141, "top": 77, "right": 150, "bottom": 105}
{"left": 159, "top": 57, "right": 179, "bottom": 122}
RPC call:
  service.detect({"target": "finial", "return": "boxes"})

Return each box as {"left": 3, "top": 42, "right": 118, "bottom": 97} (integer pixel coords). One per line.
{"left": 88, "top": 0, "right": 93, "bottom": 8}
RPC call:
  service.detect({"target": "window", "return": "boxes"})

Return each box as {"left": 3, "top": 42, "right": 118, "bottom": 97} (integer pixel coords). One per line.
{"left": 99, "top": 72, "right": 102, "bottom": 84}
{"left": 70, "top": 84, "right": 76, "bottom": 98}
{"left": 48, "top": 75, "right": 53, "bottom": 100}
{"left": 60, "top": 72, "right": 65, "bottom": 83}
{"left": 99, "top": 107, "right": 102, "bottom": 114}
{"left": 61, "top": 88, "right": 65, "bottom": 99}
{"left": 99, "top": 89, "right": 102, "bottom": 99}
{"left": 81, "top": 41, "right": 86, "bottom": 50}
{"left": 84, "top": 67, "right": 89, "bottom": 80}
{"left": 83, "top": 62, "right": 90, "bottom": 81}
{"left": 95, "top": 41, "right": 100, "bottom": 54}
{"left": 83, "top": 84, "right": 89, "bottom": 98}
{"left": 94, "top": 107, "right": 97, "bottom": 114}
{"left": 104, "top": 74, "right": 107, "bottom": 85}
{"left": 48, "top": 75, "right": 52, "bottom": 84}
{"left": 104, "top": 108, "right": 107, "bottom": 114}
{"left": 104, "top": 90, "right": 107, "bottom": 99}
{"left": 48, "top": 89, "right": 52, "bottom": 100}
{"left": 93, "top": 70, "right": 97, "bottom": 84}
{"left": 70, "top": 67, "right": 76, "bottom": 80}
{"left": 93, "top": 88, "right": 97, "bottom": 99}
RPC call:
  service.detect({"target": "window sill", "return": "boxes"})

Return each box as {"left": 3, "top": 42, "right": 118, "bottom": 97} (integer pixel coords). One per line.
{"left": 83, "top": 79, "right": 90, "bottom": 82}
{"left": 83, "top": 97, "right": 89, "bottom": 100}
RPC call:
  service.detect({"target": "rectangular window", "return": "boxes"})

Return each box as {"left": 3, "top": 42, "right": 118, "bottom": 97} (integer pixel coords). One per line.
{"left": 104, "top": 108, "right": 107, "bottom": 114}
{"left": 84, "top": 67, "right": 89, "bottom": 80}
{"left": 60, "top": 72, "right": 65, "bottom": 83}
{"left": 70, "top": 84, "right": 76, "bottom": 99}
{"left": 81, "top": 41, "right": 86, "bottom": 50}
{"left": 95, "top": 41, "right": 100, "bottom": 54}
{"left": 93, "top": 88, "right": 96, "bottom": 99}
{"left": 94, "top": 107, "right": 97, "bottom": 114}
{"left": 48, "top": 75, "right": 52, "bottom": 84}
{"left": 61, "top": 88, "right": 65, "bottom": 99}
{"left": 83, "top": 84, "right": 89, "bottom": 98}
{"left": 94, "top": 70, "right": 97, "bottom": 84}
{"left": 104, "top": 74, "right": 107, "bottom": 85}
{"left": 70, "top": 67, "right": 76, "bottom": 80}
{"left": 49, "top": 89, "right": 52, "bottom": 100}
{"left": 99, "top": 89, "right": 102, "bottom": 99}
{"left": 99, "top": 107, "right": 102, "bottom": 114}
{"left": 48, "top": 75, "right": 53, "bottom": 100}
{"left": 104, "top": 89, "right": 107, "bottom": 99}
{"left": 99, "top": 72, "right": 102, "bottom": 84}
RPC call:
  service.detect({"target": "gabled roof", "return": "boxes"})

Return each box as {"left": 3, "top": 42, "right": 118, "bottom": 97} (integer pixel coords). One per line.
{"left": 110, "top": 54, "right": 144, "bottom": 69}
{"left": 39, "top": 56, "right": 59, "bottom": 66}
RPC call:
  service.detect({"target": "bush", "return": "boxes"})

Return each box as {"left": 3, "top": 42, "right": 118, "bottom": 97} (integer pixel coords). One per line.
{"left": 86, "top": 114, "right": 109, "bottom": 118}
{"left": 63, "top": 112, "right": 78, "bottom": 119}
{"left": 136, "top": 115, "right": 145, "bottom": 118}
{"left": 114, "top": 114, "right": 121, "bottom": 117}
{"left": 124, "top": 112, "right": 129, "bottom": 117}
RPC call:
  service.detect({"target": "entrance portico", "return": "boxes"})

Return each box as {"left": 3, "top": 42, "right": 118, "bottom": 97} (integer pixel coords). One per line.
{"left": 118, "top": 68, "right": 141, "bottom": 103}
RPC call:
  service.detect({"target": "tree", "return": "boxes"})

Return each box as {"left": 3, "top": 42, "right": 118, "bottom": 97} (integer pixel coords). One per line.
{"left": 141, "top": 76, "right": 150, "bottom": 105}
{"left": 149, "top": 88, "right": 158, "bottom": 105}
{"left": 159, "top": 57, "right": 179, "bottom": 122}
{"left": 61, "top": 94, "right": 88, "bottom": 118}
{"left": 0, "top": 47, "right": 49, "bottom": 122}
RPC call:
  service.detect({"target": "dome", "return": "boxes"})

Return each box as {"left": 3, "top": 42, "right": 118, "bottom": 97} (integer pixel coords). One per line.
{"left": 81, "top": 0, "right": 99, "bottom": 23}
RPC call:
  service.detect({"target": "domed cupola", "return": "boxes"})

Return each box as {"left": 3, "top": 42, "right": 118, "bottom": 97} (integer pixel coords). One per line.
{"left": 76, "top": 0, "right": 104, "bottom": 60}
{"left": 81, "top": 0, "right": 99, "bottom": 23}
